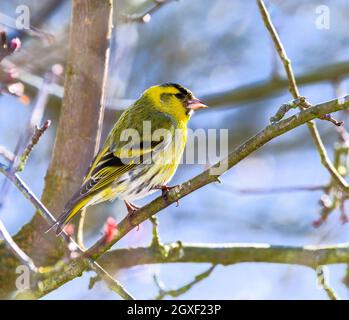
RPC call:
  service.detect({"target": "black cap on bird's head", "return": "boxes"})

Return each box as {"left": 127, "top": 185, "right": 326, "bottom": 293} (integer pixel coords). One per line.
{"left": 160, "top": 83, "right": 208, "bottom": 112}
{"left": 143, "top": 83, "right": 208, "bottom": 120}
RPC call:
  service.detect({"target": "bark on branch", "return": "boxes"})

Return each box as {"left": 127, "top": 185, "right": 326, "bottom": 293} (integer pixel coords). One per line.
{"left": 0, "top": 0, "right": 113, "bottom": 299}
{"left": 7, "top": 94, "right": 348, "bottom": 298}
{"left": 99, "top": 242, "right": 349, "bottom": 271}
{"left": 89, "top": 95, "right": 349, "bottom": 258}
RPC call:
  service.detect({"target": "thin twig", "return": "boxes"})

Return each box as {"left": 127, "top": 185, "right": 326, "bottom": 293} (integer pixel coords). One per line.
{"left": 314, "top": 193, "right": 339, "bottom": 228}
{"left": 4, "top": 94, "right": 349, "bottom": 298}
{"left": 270, "top": 99, "right": 300, "bottom": 123}
{"left": 86, "top": 94, "right": 349, "bottom": 259}
{"left": 0, "top": 219, "right": 37, "bottom": 272}
{"left": 310, "top": 87, "right": 349, "bottom": 229}
{"left": 0, "top": 163, "right": 134, "bottom": 300}
{"left": 0, "top": 119, "right": 51, "bottom": 276}
{"left": 316, "top": 266, "right": 340, "bottom": 300}
{"left": 256, "top": 0, "right": 349, "bottom": 194}
{"left": 314, "top": 126, "right": 349, "bottom": 226}
{"left": 217, "top": 183, "right": 325, "bottom": 195}
{"left": 0, "top": 118, "right": 51, "bottom": 275}
{"left": 14, "top": 65, "right": 63, "bottom": 172}
{"left": 154, "top": 265, "right": 216, "bottom": 300}
{"left": 256, "top": 1, "right": 299, "bottom": 97}
{"left": 17, "top": 120, "right": 51, "bottom": 172}
{"left": 0, "top": 65, "right": 62, "bottom": 208}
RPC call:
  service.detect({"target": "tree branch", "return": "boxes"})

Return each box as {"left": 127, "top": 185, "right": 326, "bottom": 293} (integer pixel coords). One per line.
{"left": 0, "top": 121, "right": 52, "bottom": 274}
{"left": 0, "top": 219, "right": 37, "bottom": 273}
{"left": 0, "top": 162, "right": 134, "bottom": 300}
{"left": 7, "top": 94, "right": 347, "bottom": 298}
{"left": 99, "top": 242, "right": 349, "bottom": 271}
{"left": 316, "top": 266, "right": 340, "bottom": 300}
{"left": 17, "top": 120, "right": 51, "bottom": 172}
{"left": 88, "top": 95, "right": 349, "bottom": 258}
{"left": 256, "top": 0, "right": 349, "bottom": 195}
{"left": 0, "top": 0, "right": 121, "bottom": 299}
{"left": 257, "top": 1, "right": 299, "bottom": 98}
{"left": 154, "top": 265, "right": 216, "bottom": 300}
{"left": 0, "top": 64, "right": 61, "bottom": 209}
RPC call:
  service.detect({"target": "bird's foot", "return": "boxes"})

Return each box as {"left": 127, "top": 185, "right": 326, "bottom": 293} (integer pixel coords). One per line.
{"left": 124, "top": 200, "right": 140, "bottom": 230}
{"left": 154, "top": 184, "right": 180, "bottom": 207}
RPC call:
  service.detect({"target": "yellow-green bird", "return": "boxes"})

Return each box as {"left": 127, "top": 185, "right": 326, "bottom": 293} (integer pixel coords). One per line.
{"left": 51, "top": 83, "right": 207, "bottom": 235}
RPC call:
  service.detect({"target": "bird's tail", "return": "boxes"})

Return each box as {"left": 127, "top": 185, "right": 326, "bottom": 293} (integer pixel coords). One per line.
{"left": 46, "top": 196, "right": 91, "bottom": 236}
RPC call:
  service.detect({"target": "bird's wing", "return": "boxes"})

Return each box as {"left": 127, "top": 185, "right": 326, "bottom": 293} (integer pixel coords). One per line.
{"left": 54, "top": 139, "right": 163, "bottom": 231}
{"left": 51, "top": 144, "right": 143, "bottom": 235}
{"left": 50, "top": 97, "right": 181, "bottom": 235}
{"left": 81, "top": 146, "right": 134, "bottom": 195}
{"left": 79, "top": 125, "right": 173, "bottom": 197}
{"left": 53, "top": 109, "right": 176, "bottom": 234}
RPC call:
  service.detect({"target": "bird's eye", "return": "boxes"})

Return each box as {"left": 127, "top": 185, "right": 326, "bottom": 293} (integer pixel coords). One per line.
{"left": 175, "top": 93, "right": 186, "bottom": 100}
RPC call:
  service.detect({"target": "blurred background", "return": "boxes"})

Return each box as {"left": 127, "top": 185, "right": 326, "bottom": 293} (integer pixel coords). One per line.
{"left": 1, "top": 0, "right": 349, "bottom": 299}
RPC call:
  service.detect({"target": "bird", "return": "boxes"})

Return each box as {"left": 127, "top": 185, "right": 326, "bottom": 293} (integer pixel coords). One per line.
{"left": 48, "top": 83, "right": 207, "bottom": 235}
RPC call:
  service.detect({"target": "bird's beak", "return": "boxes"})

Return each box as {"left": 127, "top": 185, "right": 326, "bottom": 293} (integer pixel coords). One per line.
{"left": 186, "top": 97, "right": 208, "bottom": 110}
